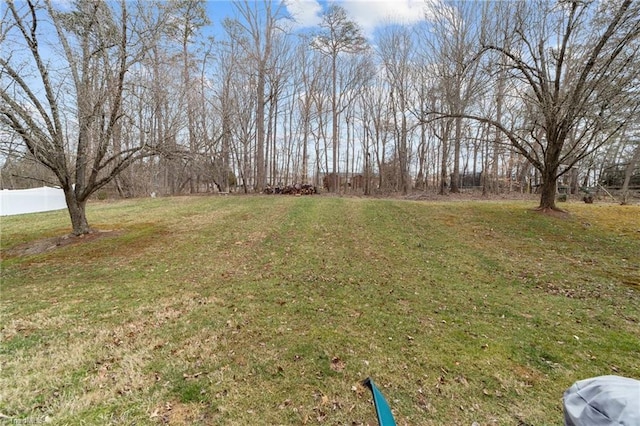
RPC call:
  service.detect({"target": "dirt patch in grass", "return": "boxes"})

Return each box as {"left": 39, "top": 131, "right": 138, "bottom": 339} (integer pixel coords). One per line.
{"left": 3, "top": 230, "right": 124, "bottom": 257}
{"left": 532, "top": 206, "right": 571, "bottom": 218}
{"left": 150, "top": 400, "right": 213, "bottom": 425}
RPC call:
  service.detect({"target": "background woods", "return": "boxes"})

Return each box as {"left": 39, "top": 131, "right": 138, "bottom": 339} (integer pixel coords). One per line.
{"left": 2, "top": 0, "right": 640, "bottom": 231}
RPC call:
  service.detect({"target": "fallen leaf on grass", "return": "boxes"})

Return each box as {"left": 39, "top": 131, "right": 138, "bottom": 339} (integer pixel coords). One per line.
{"left": 278, "top": 399, "right": 292, "bottom": 409}
{"left": 183, "top": 372, "right": 205, "bottom": 379}
{"left": 456, "top": 375, "right": 469, "bottom": 387}
{"left": 330, "top": 356, "right": 345, "bottom": 372}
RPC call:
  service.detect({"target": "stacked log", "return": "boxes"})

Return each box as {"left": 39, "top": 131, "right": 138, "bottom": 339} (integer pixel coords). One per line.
{"left": 264, "top": 184, "right": 317, "bottom": 195}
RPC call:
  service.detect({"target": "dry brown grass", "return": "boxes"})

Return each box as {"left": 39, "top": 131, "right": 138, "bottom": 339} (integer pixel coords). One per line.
{"left": 1, "top": 196, "right": 638, "bottom": 425}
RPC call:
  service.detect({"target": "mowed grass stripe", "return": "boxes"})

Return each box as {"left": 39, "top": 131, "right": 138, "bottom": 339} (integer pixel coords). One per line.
{"left": 1, "top": 196, "right": 638, "bottom": 425}
{"left": 1, "top": 196, "right": 294, "bottom": 424}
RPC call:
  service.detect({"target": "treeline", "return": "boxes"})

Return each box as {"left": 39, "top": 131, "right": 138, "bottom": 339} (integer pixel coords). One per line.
{"left": 1, "top": 0, "right": 639, "bottom": 232}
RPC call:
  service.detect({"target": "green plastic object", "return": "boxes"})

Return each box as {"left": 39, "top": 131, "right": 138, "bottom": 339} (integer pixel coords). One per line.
{"left": 362, "top": 377, "right": 397, "bottom": 426}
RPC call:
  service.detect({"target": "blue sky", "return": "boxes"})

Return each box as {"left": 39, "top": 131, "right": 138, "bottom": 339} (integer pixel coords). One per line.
{"left": 204, "top": 0, "right": 431, "bottom": 38}
{"left": 283, "top": 0, "right": 430, "bottom": 33}
{"left": 34, "top": 1, "right": 432, "bottom": 43}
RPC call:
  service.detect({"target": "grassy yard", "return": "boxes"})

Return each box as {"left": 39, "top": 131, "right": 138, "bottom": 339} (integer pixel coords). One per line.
{"left": 1, "top": 196, "right": 639, "bottom": 425}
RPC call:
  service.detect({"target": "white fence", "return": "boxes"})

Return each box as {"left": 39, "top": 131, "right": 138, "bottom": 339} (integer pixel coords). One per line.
{"left": 0, "top": 187, "right": 67, "bottom": 216}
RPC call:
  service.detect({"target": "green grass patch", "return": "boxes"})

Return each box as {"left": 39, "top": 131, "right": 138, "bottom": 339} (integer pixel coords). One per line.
{"left": 1, "top": 196, "right": 638, "bottom": 425}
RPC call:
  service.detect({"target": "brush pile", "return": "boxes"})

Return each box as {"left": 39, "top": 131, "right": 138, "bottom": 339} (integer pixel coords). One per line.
{"left": 264, "top": 183, "right": 317, "bottom": 195}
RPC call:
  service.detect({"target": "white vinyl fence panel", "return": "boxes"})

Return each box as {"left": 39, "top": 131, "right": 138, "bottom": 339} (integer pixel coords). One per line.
{"left": 0, "top": 187, "right": 67, "bottom": 216}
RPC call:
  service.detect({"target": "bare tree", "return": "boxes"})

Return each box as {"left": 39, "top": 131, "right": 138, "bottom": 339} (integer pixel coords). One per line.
{"left": 426, "top": 1, "right": 486, "bottom": 194}
{"left": 293, "top": 37, "right": 323, "bottom": 184}
{"left": 171, "top": 0, "right": 210, "bottom": 193}
{"left": 1, "top": 0, "right": 166, "bottom": 234}
{"left": 311, "top": 4, "right": 368, "bottom": 192}
{"left": 227, "top": 0, "right": 285, "bottom": 192}
{"left": 361, "top": 76, "right": 393, "bottom": 192}
{"left": 620, "top": 121, "right": 640, "bottom": 204}
{"left": 377, "top": 25, "right": 414, "bottom": 194}
{"left": 447, "top": 0, "right": 640, "bottom": 211}
{"left": 216, "top": 20, "right": 249, "bottom": 192}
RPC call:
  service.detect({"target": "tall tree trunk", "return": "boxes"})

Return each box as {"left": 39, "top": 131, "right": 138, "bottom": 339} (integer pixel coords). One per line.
{"left": 345, "top": 113, "right": 350, "bottom": 192}
{"left": 315, "top": 132, "right": 321, "bottom": 188}
{"left": 64, "top": 189, "right": 90, "bottom": 235}
{"left": 184, "top": 34, "right": 196, "bottom": 194}
{"left": 439, "top": 121, "right": 449, "bottom": 195}
{"left": 482, "top": 124, "right": 490, "bottom": 196}
{"left": 331, "top": 53, "right": 339, "bottom": 192}
{"left": 302, "top": 111, "right": 309, "bottom": 184}
{"left": 256, "top": 70, "right": 266, "bottom": 192}
{"left": 265, "top": 94, "right": 273, "bottom": 186}
{"left": 621, "top": 143, "right": 640, "bottom": 205}
{"left": 450, "top": 116, "right": 462, "bottom": 193}
{"left": 399, "top": 96, "right": 409, "bottom": 195}
{"left": 538, "top": 167, "right": 558, "bottom": 211}
{"left": 271, "top": 95, "right": 279, "bottom": 185}
{"left": 538, "top": 140, "right": 562, "bottom": 210}
{"left": 491, "top": 68, "right": 506, "bottom": 194}
{"left": 221, "top": 116, "right": 230, "bottom": 192}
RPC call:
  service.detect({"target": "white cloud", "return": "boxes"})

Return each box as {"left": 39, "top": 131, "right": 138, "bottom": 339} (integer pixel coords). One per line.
{"left": 283, "top": 0, "right": 436, "bottom": 36}
{"left": 340, "top": 0, "right": 430, "bottom": 33}
{"left": 283, "top": 0, "right": 323, "bottom": 29}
